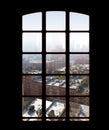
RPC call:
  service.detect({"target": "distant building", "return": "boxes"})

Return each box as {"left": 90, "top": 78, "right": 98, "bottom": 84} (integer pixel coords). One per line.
{"left": 22, "top": 76, "right": 67, "bottom": 97}
{"left": 29, "top": 60, "right": 42, "bottom": 70}
{"left": 22, "top": 98, "right": 89, "bottom": 121}
{"left": 46, "top": 60, "right": 55, "bottom": 73}
{"left": 22, "top": 76, "right": 89, "bottom": 103}
{"left": 50, "top": 54, "right": 65, "bottom": 70}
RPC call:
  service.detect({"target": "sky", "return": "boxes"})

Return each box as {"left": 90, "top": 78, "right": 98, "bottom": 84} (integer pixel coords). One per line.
{"left": 22, "top": 33, "right": 42, "bottom": 52}
{"left": 22, "top": 11, "right": 89, "bottom": 52}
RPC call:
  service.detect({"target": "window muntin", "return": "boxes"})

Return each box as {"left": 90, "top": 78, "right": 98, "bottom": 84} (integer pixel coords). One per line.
{"left": 22, "top": 11, "right": 90, "bottom": 121}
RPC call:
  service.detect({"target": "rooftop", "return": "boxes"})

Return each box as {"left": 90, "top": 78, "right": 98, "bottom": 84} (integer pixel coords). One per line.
{"left": 46, "top": 76, "right": 83, "bottom": 89}
{"left": 46, "top": 78, "right": 66, "bottom": 87}
{"left": 22, "top": 98, "right": 52, "bottom": 121}
{"left": 46, "top": 100, "right": 65, "bottom": 117}
{"left": 33, "top": 76, "right": 42, "bottom": 82}
{"left": 22, "top": 98, "right": 89, "bottom": 121}
{"left": 70, "top": 102, "right": 89, "bottom": 117}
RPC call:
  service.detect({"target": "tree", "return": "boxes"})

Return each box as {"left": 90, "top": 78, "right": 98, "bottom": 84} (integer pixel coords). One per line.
{"left": 76, "top": 84, "right": 84, "bottom": 93}
{"left": 81, "top": 77, "right": 89, "bottom": 88}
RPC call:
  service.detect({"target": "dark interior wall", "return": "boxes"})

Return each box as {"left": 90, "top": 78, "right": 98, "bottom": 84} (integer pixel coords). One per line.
{"left": 16, "top": 0, "right": 96, "bottom": 129}
{"left": 16, "top": 0, "right": 94, "bottom": 15}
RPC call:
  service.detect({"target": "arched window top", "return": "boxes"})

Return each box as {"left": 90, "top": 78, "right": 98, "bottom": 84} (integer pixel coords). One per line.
{"left": 22, "top": 10, "right": 90, "bottom": 121}
{"left": 22, "top": 12, "right": 42, "bottom": 31}
{"left": 22, "top": 11, "right": 89, "bottom": 31}
{"left": 70, "top": 12, "right": 89, "bottom": 30}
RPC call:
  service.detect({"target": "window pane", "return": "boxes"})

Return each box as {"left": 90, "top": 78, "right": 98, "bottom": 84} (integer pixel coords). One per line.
{"left": 46, "top": 97, "right": 66, "bottom": 120}
{"left": 69, "top": 97, "right": 89, "bottom": 119}
{"left": 22, "top": 54, "right": 42, "bottom": 74}
{"left": 46, "top": 54, "right": 66, "bottom": 74}
{"left": 22, "top": 97, "right": 42, "bottom": 120}
{"left": 46, "top": 76, "right": 66, "bottom": 96}
{"left": 70, "top": 12, "right": 89, "bottom": 30}
{"left": 22, "top": 33, "right": 42, "bottom": 52}
{"left": 70, "top": 118, "right": 89, "bottom": 121}
{"left": 22, "top": 12, "right": 42, "bottom": 30}
{"left": 22, "top": 76, "right": 42, "bottom": 96}
{"left": 70, "top": 33, "right": 89, "bottom": 52}
{"left": 69, "top": 75, "right": 89, "bottom": 95}
{"left": 46, "top": 33, "right": 65, "bottom": 52}
{"left": 70, "top": 54, "right": 89, "bottom": 74}
{"left": 46, "top": 11, "right": 65, "bottom": 30}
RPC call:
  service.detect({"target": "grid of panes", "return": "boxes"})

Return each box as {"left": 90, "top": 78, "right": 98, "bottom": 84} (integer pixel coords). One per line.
{"left": 22, "top": 12, "right": 43, "bottom": 121}
{"left": 69, "top": 12, "right": 90, "bottom": 121}
{"left": 22, "top": 11, "right": 90, "bottom": 121}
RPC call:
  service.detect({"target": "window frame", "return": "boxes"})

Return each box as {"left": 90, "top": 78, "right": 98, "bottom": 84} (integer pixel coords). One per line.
{"left": 22, "top": 11, "right": 90, "bottom": 121}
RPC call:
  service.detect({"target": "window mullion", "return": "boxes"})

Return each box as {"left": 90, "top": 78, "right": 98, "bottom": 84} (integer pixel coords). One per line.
{"left": 66, "top": 11, "right": 69, "bottom": 121}
{"left": 42, "top": 11, "right": 46, "bottom": 121}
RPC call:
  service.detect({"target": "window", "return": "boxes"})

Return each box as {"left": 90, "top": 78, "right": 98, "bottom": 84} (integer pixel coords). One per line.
{"left": 22, "top": 11, "right": 90, "bottom": 121}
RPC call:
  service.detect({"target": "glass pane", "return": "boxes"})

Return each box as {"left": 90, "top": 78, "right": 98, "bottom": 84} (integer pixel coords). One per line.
{"left": 22, "top": 54, "right": 42, "bottom": 74}
{"left": 46, "top": 11, "right": 65, "bottom": 30}
{"left": 70, "top": 33, "right": 89, "bottom": 52}
{"left": 69, "top": 97, "right": 89, "bottom": 119}
{"left": 22, "top": 118, "right": 42, "bottom": 121}
{"left": 22, "top": 97, "right": 42, "bottom": 121}
{"left": 46, "top": 54, "right": 66, "bottom": 74}
{"left": 70, "top": 54, "right": 89, "bottom": 74}
{"left": 69, "top": 75, "right": 89, "bottom": 95}
{"left": 22, "top": 76, "right": 42, "bottom": 96}
{"left": 22, "top": 12, "right": 42, "bottom": 30}
{"left": 70, "top": 12, "right": 89, "bottom": 30}
{"left": 46, "top": 33, "right": 65, "bottom": 52}
{"left": 22, "top": 33, "right": 42, "bottom": 52}
{"left": 46, "top": 76, "right": 66, "bottom": 96}
{"left": 46, "top": 97, "right": 66, "bottom": 120}
{"left": 46, "top": 118, "right": 66, "bottom": 121}
{"left": 70, "top": 118, "right": 89, "bottom": 121}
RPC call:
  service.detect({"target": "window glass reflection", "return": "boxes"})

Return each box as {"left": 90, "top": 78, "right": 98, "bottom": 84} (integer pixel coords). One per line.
{"left": 70, "top": 12, "right": 89, "bottom": 30}
{"left": 22, "top": 12, "right": 42, "bottom": 30}
{"left": 46, "top": 11, "right": 65, "bottom": 30}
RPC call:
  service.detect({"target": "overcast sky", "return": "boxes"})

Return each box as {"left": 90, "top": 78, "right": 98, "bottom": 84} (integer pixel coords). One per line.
{"left": 22, "top": 11, "right": 89, "bottom": 52}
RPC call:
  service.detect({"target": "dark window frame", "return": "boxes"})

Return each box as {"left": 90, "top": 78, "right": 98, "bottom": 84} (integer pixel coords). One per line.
{"left": 22, "top": 11, "right": 90, "bottom": 122}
